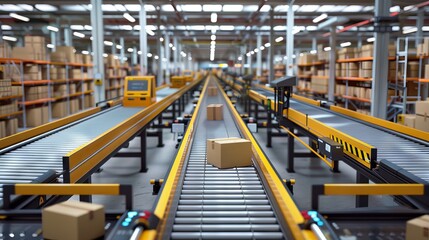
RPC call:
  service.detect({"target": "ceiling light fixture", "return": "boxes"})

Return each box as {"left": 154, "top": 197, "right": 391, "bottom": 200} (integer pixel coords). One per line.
{"left": 2, "top": 36, "right": 17, "bottom": 42}
{"left": 211, "top": 13, "right": 217, "bottom": 23}
{"left": 47, "top": 26, "right": 59, "bottom": 32}
{"left": 275, "top": 37, "right": 284, "bottom": 42}
{"left": 73, "top": 32, "right": 85, "bottom": 38}
{"left": 9, "top": 13, "right": 29, "bottom": 22}
{"left": 123, "top": 13, "right": 135, "bottom": 23}
{"left": 313, "top": 13, "right": 327, "bottom": 23}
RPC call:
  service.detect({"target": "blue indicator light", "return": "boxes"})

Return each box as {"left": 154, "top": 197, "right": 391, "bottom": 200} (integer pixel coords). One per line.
{"left": 314, "top": 217, "right": 320, "bottom": 222}
{"left": 317, "top": 221, "right": 324, "bottom": 227}
{"left": 122, "top": 222, "right": 129, "bottom": 227}
{"left": 128, "top": 211, "right": 138, "bottom": 217}
{"left": 125, "top": 218, "right": 132, "bottom": 223}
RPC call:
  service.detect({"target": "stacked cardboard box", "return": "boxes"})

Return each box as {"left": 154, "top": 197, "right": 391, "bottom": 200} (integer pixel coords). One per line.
{"left": 83, "top": 55, "right": 92, "bottom": 65}
{"left": 360, "top": 44, "right": 396, "bottom": 58}
{"left": 78, "top": 95, "right": 95, "bottom": 109}
{"left": 408, "top": 62, "right": 419, "bottom": 78}
{"left": 11, "top": 36, "right": 47, "bottom": 61}
{"left": 207, "top": 104, "right": 223, "bottom": 120}
{"left": 406, "top": 215, "right": 429, "bottom": 240}
{"left": 50, "top": 46, "right": 76, "bottom": 63}
{"left": 69, "top": 69, "right": 82, "bottom": 79}
{"left": 70, "top": 99, "right": 79, "bottom": 114}
{"left": 207, "top": 87, "right": 218, "bottom": 96}
{"left": 397, "top": 114, "right": 416, "bottom": 128}
{"left": 298, "top": 53, "right": 317, "bottom": 65}
{"left": 0, "top": 42, "right": 12, "bottom": 58}
{"left": 207, "top": 138, "right": 252, "bottom": 169}
{"left": 338, "top": 48, "right": 356, "bottom": 60}
{"left": 0, "top": 101, "right": 19, "bottom": 116}
{"left": 356, "top": 109, "right": 370, "bottom": 115}
{"left": 24, "top": 106, "right": 49, "bottom": 127}
{"left": 415, "top": 100, "right": 429, "bottom": 132}
{"left": 360, "top": 61, "right": 372, "bottom": 78}
{"left": 0, "top": 79, "right": 12, "bottom": 97}
{"left": 311, "top": 76, "right": 328, "bottom": 93}
{"left": 53, "top": 84, "right": 68, "bottom": 98}
{"left": 52, "top": 101, "right": 67, "bottom": 118}
{"left": 105, "top": 54, "right": 120, "bottom": 67}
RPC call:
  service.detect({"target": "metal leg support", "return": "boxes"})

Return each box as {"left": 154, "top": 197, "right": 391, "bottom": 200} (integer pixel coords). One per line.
{"left": 157, "top": 115, "right": 164, "bottom": 147}
{"left": 266, "top": 110, "right": 272, "bottom": 148}
{"left": 287, "top": 128, "right": 295, "bottom": 173}
{"left": 140, "top": 129, "right": 148, "bottom": 172}
{"left": 80, "top": 177, "right": 92, "bottom": 203}
{"left": 356, "top": 172, "right": 369, "bottom": 207}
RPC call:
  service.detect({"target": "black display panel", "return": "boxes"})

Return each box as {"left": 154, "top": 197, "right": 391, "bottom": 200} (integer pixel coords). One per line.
{"left": 127, "top": 80, "right": 148, "bottom": 91}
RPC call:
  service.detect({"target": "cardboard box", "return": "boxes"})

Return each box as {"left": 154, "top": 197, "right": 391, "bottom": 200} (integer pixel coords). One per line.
{"left": 207, "top": 104, "right": 223, "bottom": 120}
{"left": 360, "top": 69, "right": 372, "bottom": 78}
{"left": 5, "top": 118, "right": 18, "bottom": 136}
{"left": 397, "top": 114, "right": 416, "bottom": 128}
{"left": 416, "top": 100, "right": 429, "bottom": 116}
{"left": 43, "top": 201, "right": 105, "bottom": 240}
{"left": 70, "top": 99, "right": 79, "bottom": 114}
{"left": 54, "top": 46, "right": 76, "bottom": 63}
{"left": 208, "top": 86, "right": 218, "bottom": 96}
{"left": 26, "top": 106, "right": 49, "bottom": 127}
{"left": 415, "top": 115, "right": 429, "bottom": 132}
{"left": 0, "top": 121, "right": 6, "bottom": 138}
{"left": 406, "top": 215, "right": 429, "bottom": 240}
{"left": 206, "top": 138, "right": 252, "bottom": 169}
{"left": 52, "top": 101, "right": 67, "bottom": 118}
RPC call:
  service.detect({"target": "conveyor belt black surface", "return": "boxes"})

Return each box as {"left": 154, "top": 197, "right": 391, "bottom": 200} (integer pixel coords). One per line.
{"left": 0, "top": 88, "right": 178, "bottom": 206}
{"left": 168, "top": 79, "right": 285, "bottom": 239}
{"left": 252, "top": 87, "right": 429, "bottom": 184}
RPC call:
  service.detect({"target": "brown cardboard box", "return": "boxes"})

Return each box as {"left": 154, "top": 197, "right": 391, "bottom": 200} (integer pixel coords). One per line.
{"left": 424, "top": 38, "right": 429, "bottom": 56}
{"left": 208, "top": 86, "right": 218, "bottom": 96}
{"left": 0, "top": 121, "right": 6, "bottom": 138}
{"left": 52, "top": 101, "right": 67, "bottom": 118}
{"left": 207, "top": 104, "right": 223, "bottom": 120}
{"left": 360, "top": 69, "right": 372, "bottom": 78}
{"left": 416, "top": 101, "right": 429, "bottom": 116}
{"left": 406, "top": 215, "right": 429, "bottom": 240}
{"left": 361, "top": 61, "right": 373, "bottom": 69}
{"left": 425, "top": 65, "right": 429, "bottom": 79}
{"left": 415, "top": 115, "right": 429, "bottom": 132}
{"left": 24, "top": 86, "right": 40, "bottom": 101}
{"left": 70, "top": 99, "right": 80, "bottom": 114}
{"left": 26, "top": 107, "right": 43, "bottom": 127}
{"left": 5, "top": 118, "right": 18, "bottom": 136}
{"left": 55, "top": 46, "right": 76, "bottom": 63}
{"left": 397, "top": 114, "right": 416, "bottom": 128}
{"left": 206, "top": 138, "right": 252, "bottom": 169}
{"left": 42, "top": 200, "right": 105, "bottom": 240}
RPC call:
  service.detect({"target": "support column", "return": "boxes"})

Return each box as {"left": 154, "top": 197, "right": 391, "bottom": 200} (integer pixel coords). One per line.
{"left": 120, "top": 37, "right": 125, "bottom": 64}
{"left": 240, "top": 45, "right": 245, "bottom": 75}
{"left": 256, "top": 31, "right": 262, "bottom": 77}
{"left": 286, "top": 0, "right": 295, "bottom": 76}
{"left": 156, "top": 10, "right": 163, "bottom": 85}
{"left": 111, "top": 38, "right": 116, "bottom": 55}
{"left": 90, "top": 0, "right": 105, "bottom": 102}
{"left": 139, "top": 0, "right": 148, "bottom": 75}
{"left": 64, "top": 27, "right": 72, "bottom": 46}
{"left": 416, "top": 8, "right": 424, "bottom": 47}
{"left": 356, "top": 172, "right": 369, "bottom": 207}
{"left": 371, "top": 0, "right": 391, "bottom": 118}
{"left": 269, "top": 6, "right": 274, "bottom": 83}
{"left": 165, "top": 32, "right": 170, "bottom": 83}
{"left": 247, "top": 41, "right": 252, "bottom": 75}
{"left": 173, "top": 37, "right": 178, "bottom": 75}
{"left": 50, "top": 31, "right": 57, "bottom": 52}
{"left": 132, "top": 46, "right": 138, "bottom": 68}
{"left": 312, "top": 37, "right": 317, "bottom": 51}
{"left": 328, "top": 26, "right": 336, "bottom": 102}
{"left": 357, "top": 33, "right": 363, "bottom": 48}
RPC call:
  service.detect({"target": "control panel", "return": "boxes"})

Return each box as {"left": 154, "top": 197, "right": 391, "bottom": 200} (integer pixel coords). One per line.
{"left": 123, "top": 76, "right": 157, "bottom": 107}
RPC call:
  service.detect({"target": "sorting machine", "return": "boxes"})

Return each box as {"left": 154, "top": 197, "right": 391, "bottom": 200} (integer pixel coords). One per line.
{"left": 0, "top": 75, "right": 203, "bottom": 209}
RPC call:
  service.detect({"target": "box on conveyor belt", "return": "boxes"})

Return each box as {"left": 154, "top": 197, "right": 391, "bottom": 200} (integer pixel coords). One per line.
{"left": 171, "top": 76, "right": 186, "bottom": 88}
{"left": 208, "top": 86, "right": 218, "bottom": 96}
{"left": 207, "top": 104, "right": 223, "bottom": 120}
{"left": 415, "top": 115, "right": 429, "bottom": 132}
{"left": 406, "top": 215, "right": 429, "bottom": 240}
{"left": 397, "top": 114, "right": 416, "bottom": 128}
{"left": 42, "top": 200, "right": 105, "bottom": 240}
{"left": 206, "top": 138, "right": 252, "bottom": 169}
{"left": 416, "top": 100, "right": 429, "bottom": 116}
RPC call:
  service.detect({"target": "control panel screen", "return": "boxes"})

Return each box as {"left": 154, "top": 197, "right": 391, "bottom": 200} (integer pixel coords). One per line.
{"left": 128, "top": 80, "right": 148, "bottom": 91}
{"left": 184, "top": 72, "right": 192, "bottom": 76}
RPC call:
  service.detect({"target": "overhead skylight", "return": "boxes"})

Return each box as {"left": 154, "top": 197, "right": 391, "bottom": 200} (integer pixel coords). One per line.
{"left": 343, "top": 5, "right": 363, "bottom": 12}
{"left": 219, "top": 25, "right": 234, "bottom": 31}
{"left": 243, "top": 5, "right": 259, "bottom": 12}
{"left": 297, "top": 5, "right": 320, "bottom": 12}
{"left": 203, "top": 4, "right": 222, "bottom": 12}
{"left": 2, "top": 4, "right": 24, "bottom": 11}
{"left": 101, "top": 4, "right": 117, "bottom": 11}
{"left": 62, "top": 5, "right": 88, "bottom": 11}
{"left": 35, "top": 4, "right": 58, "bottom": 11}
{"left": 316, "top": 5, "right": 334, "bottom": 12}
{"left": 71, "top": 25, "right": 84, "bottom": 30}
{"left": 390, "top": 5, "right": 400, "bottom": 12}
{"left": 18, "top": 4, "right": 33, "bottom": 11}
{"left": 223, "top": 5, "right": 243, "bottom": 12}
{"left": 181, "top": 4, "right": 202, "bottom": 12}
{"left": 362, "top": 6, "right": 374, "bottom": 12}
{"left": 260, "top": 5, "right": 270, "bottom": 12}
{"left": 273, "top": 26, "right": 286, "bottom": 31}
{"left": 189, "top": 25, "right": 205, "bottom": 30}
{"left": 161, "top": 5, "right": 178, "bottom": 12}
{"left": 1, "top": 25, "right": 12, "bottom": 30}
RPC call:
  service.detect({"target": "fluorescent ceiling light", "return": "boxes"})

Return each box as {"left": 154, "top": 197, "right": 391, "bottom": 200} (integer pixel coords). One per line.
{"left": 84, "top": 25, "right": 93, "bottom": 30}
{"left": 298, "top": 5, "right": 320, "bottom": 12}
{"left": 343, "top": 5, "right": 363, "bottom": 12}
{"left": 243, "top": 5, "right": 259, "bottom": 12}
{"left": 223, "top": 5, "right": 243, "bottom": 12}
{"left": 316, "top": 5, "right": 334, "bottom": 12}
{"left": 327, "top": 5, "right": 346, "bottom": 12}
{"left": 102, "top": 4, "right": 116, "bottom": 11}
{"left": 181, "top": 4, "right": 202, "bottom": 12}
{"left": 188, "top": 57, "right": 192, "bottom": 61}
{"left": 211, "top": 45, "right": 216, "bottom": 49}
{"left": 211, "top": 40, "right": 216, "bottom": 45}
{"left": 260, "top": 5, "right": 270, "bottom": 12}
{"left": 18, "top": 4, "right": 33, "bottom": 11}
{"left": 154, "top": 55, "right": 159, "bottom": 60}
{"left": 404, "top": 5, "right": 416, "bottom": 11}
{"left": 172, "top": 47, "right": 176, "bottom": 51}
{"left": 73, "top": 32, "right": 85, "bottom": 38}
{"left": 2, "top": 4, "right": 24, "bottom": 11}
{"left": 1, "top": 25, "right": 12, "bottom": 30}
{"left": 250, "top": 51, "right": 255, "bottom": 55}
{"left": 211, "top": 35, "right": 216, "bottom": 40}
{"left": 275, "top": 37, "right": 284, "bottom": 42}
{"left": 238, "top": 56, "right": 242, "bottom": 61}
{"left": 2, "top": 36, "right": 17, "bottom": 42}
{"left": 35, "top": 4, "right": 58, "bottom": 12}
{"left": 169, "top": 43, "right": 173, "bottom": 48}
{"left": 423, "top": 26, "right": 429, "bottom": 31}
{"left": 310, "top": 50, "right": 317, "bottom": 54}
{"left": 392, "top": 26, "right": 400, "bottom": 31}
{"left": 138, "top": 51, "right": 142, "bottom": 55}
{"left": 161, "top": 5, "right": 176, "bottom": 12}
{"left": 160, "top": 37, "right": 164, "bottom": 42}
{"left": 274, "top": 26, "right": 286, "bottom": 31}
{"left": 313, "top": 13, "right": 327, "bottom": 23}
{"left": 390, "top": 5, "right": 400, "bottom": 12}
{"left": 47, "top": 26, "right": 59, "bottom": 32}
{"left": 104, "top": 41, "right": 113, "bottom": 46}
{"left": 125, "top": 4, "right": 140, "bottom": 11}
{"left": 203, "top": 4, "right": 222, "bottom": 12}
{"left": 123, "top": 13, "right": 135, "bottom": 23}
{"left": 120, "top": 25, "right": 133, "bottom": 31}
{"left": 71, "top": 25, "right": 84, "bottom": 30}
{"left": 367, "top": 37, "right": 375, "bottom": 42}
{"left": 306, "top": 26, "right": 317, "bottom": 31}
{"left": 127, "top": 48, "right": 134, "bottom": 52}
{"left": 82, "top": 50, "right": 89, "bottom": 55}
{"left": 211, "top": 13, "right": 217, "bottom": 23}
{"left": 260, "top": 46, "right": 265, "bottom": 51}
{"left": 9, "top": 13, "right": 29, "bottom": 22}
{"left": 340, "top": 42, "right": 351, "bottom": 47}
{"left": 189, "top": 25, "right": 205, "bottom": 31}
{"left": 246, "top": 53, "right": 251, "bottom": 57}
{"left": 254, "top": 49, "right": 259, "bottom": 53}
{"left": 403, "top": 27, "right": 417, "bottom": 34}
{"left": 116, "top": 45, "right": 123, "bottom": 49}
{"left": 146, "top": 29, "right": 155, "bottom": 36}
{"left": 324, "top": 47, "right": 331, "bottom": 51}
{"left": 47, "top": 44, "right": 54, "bottom": 49}
{"left": 62, "top": 5, "right": 88, "bottom": 11}
{"left": 147, "top": 53, "right": 153, "bottom": 57}
{"left": 103, "top": 53, "right": 108, "bottom": 57}
{"left": 273, "top": 5, "right": 300, "bottom": 12}
{"left": 362, "top": 6, "right": 374, "bottom": 12}
{"left": 220, "top": 25, "right": 234, "bottom": 31}
{"left": 114, "top": 4, "right": 126, "bottom": 11}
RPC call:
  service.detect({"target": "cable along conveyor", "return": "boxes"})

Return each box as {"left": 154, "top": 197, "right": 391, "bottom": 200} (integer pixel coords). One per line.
{"left": 0, "top": 87, "right": 179, "bottom": 206}
{"left": 166, "top": 79, "right": 286, "bottom": 240}
{"left": 252, "top": 87, "right": 429, "bottom": 184}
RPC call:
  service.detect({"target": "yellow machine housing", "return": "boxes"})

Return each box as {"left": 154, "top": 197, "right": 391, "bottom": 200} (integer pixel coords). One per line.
{"left": 171, "top": 76, "right": 186, "bottom": 88}
{"left": 183, "top": 70, "right": 194, "bottom": 82}
{"left": 123, "top": 76, "right": 157, "bottom": 107}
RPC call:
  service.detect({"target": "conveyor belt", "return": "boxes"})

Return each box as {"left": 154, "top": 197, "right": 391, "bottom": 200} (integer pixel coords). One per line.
{"left": 0, "top": 87, "right": 178, "bottom": 206}
{"left": 168, "top": 79, "right": 285, "bottom": 239}
{"left": 252, "top": 87, "right": 429, "bottom": 184}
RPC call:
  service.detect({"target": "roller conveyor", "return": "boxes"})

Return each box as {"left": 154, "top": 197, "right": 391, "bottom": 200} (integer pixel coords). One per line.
{"left": 165, "top": 78, "right": 286, "bottom": 240}
{"left": 0, "top": 87, "right": 178, "bottom": 206}
{"left": 252, "top": 86, "right": 429, "bottom": 184}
